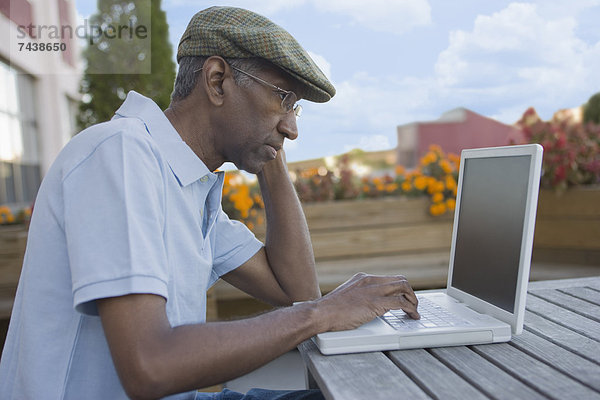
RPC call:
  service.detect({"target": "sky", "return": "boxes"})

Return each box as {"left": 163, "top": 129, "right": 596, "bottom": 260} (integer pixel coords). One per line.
{"left": 76, "top": 0, "right": 600, "bottom": 163}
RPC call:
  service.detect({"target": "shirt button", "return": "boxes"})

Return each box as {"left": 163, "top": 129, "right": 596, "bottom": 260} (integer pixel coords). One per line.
{"left": 200, "top": 176, "right": 209, "bottom": 183}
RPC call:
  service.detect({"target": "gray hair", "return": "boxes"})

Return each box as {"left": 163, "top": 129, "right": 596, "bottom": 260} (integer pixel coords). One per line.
{"left": 171, "top": 56, "right": 264, "bottom": 102}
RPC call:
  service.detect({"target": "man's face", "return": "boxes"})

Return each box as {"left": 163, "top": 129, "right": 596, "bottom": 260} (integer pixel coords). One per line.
{"left": 217, "top": 65, "right": 301, "bottom": 174}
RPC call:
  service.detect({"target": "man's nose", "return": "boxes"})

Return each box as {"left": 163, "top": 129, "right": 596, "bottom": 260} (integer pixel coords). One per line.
{"left": 278, "top": 111, "right": 299, "bottom": 140}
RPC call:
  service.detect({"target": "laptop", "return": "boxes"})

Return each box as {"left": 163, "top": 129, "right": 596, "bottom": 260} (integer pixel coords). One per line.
{"left": 314, "top": 144, "right": 544, "bottom": 355}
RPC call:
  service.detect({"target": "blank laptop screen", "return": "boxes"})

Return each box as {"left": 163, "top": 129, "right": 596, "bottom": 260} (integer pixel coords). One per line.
{"left": 450, "top": 155, "right": 531, "bottom": 313}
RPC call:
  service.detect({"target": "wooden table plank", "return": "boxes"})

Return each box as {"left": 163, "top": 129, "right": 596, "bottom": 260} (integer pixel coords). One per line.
{"left": 528, "top": 277, "right": 600, "bottom": 290}
{"left": 559, "top": 286, "right": 600, "bottom": 306}
{"left": 523, "top": 310, "right": 600, "bottom": 364}
{"left": 509, "top": 330, "right": 600, "bottom": 391}
{"left": 298, "top": 340, "right": 431, "bottom": 400}
{"left": 529, "top": 288, "right": 600, "bottom": 322}
{"left": 387, "top": 348, "right": 487, "bottom": 400}
{"left": 429, "top": 346, "right": 546, "bottom": 400}
{"left": 472, "top": 342, "right": 600, "bottom": 399}
{"left": 525, "top": 295, "right": 600, "bottom": 341}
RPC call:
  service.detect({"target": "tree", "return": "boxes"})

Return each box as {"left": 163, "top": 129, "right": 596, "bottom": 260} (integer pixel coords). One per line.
{"left": 78, "top": 0, "right": 176, "bottom": 129}
{"left": 583, "top": 92, "right": 600, "bottom": 125}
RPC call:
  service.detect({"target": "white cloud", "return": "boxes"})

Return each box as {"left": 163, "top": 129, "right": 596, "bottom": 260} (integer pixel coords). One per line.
{"left": 166, "top": 0, "right": 431, "bottom": 35}
{"left": 313, "top": 0, "right": 432, "bottom": 35}
{"left": 313, "top": 71, "right": 432, "bottom": 132}
{"left": 343, "top": 135, "right": 391, "bottom": 152}
{"left": 307, "top": 51, "right": 332, "bottom": 80}
{"left": 433, "top": 2, "right": 600, "bottom": 122}
{"left": 165, "top": 0, "right": 307, "bottom": 16}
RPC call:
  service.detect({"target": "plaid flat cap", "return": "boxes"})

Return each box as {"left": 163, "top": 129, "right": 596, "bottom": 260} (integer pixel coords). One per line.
{"left": 177, "top": 6, "right": 335, "bottom": 103}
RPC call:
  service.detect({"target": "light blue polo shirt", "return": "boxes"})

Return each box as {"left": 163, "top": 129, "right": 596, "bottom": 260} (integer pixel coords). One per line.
{"left": 0, "top": 91, "right": 263, "bottom": 399}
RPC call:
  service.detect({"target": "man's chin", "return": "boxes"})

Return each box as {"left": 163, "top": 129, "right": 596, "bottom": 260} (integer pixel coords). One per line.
{"left": 234, "top": 161, "right": 264, "bottom": 175}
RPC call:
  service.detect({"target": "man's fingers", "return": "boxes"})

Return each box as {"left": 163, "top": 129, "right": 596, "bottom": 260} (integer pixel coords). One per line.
{"left": 399, "top": 294, "right": 420, "bottom": 319}
{"left": 376, "top": 279, "right": 419, "bottom": 306}
{"left": 383, "top": 294, "right": 420, "bottom": 320}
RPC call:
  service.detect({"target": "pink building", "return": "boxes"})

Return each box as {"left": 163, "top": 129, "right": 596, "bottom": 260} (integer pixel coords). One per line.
{"left": 396, "top": 108, "right": 525, "bottom": 167}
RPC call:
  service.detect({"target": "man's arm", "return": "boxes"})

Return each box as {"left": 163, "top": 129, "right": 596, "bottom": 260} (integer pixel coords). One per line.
{"left": 98, "top": 273, "right": 419, "bottom": 400}
{"left": 222, "top": 149, "right": 320, "bottom": 305}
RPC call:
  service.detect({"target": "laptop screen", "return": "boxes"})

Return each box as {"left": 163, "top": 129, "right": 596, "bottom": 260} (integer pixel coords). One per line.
{"left": 450, "top": 155, "right": 531, "bottom": 313}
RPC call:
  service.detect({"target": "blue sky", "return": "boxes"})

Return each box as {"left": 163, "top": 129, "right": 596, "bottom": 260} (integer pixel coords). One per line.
{"left": 76, "top": 0, "right": 600, "bottom": 163}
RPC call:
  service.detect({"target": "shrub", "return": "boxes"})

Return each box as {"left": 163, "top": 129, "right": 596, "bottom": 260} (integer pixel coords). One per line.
{"left": 518, "top": 107, "right": 600, "bottom": 190}
{"left": 583, "top": 92, "right": 600, "bottom": 125}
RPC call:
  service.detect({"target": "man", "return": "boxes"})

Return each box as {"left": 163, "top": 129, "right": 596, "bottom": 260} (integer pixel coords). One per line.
{"left": 0, "top": 6, "right": 419, "bottom": 399}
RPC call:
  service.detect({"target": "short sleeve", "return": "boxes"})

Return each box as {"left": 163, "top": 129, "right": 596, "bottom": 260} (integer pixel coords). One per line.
{"left": 209, "top": 209, "right": 263, "bottom": 285}
{"left": 62, "top": 131, "right": 169, "bottom": 315}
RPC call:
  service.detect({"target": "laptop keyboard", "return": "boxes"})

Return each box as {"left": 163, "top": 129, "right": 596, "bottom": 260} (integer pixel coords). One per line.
{"left": 382, "top": 297, "right": 472, "bottom": 330}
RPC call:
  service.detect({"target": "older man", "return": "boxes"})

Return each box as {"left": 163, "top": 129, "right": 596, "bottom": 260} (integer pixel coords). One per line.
{"left": 0, "top": 6, "right": 419, "bottom": 400}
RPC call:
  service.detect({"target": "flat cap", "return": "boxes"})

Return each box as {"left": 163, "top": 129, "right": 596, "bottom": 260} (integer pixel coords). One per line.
{"left": 177, "top": 6, "right": 335, "bottom": 103}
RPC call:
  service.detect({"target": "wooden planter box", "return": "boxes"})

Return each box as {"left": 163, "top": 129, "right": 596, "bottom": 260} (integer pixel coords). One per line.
{"left": 533, "top": 186, "right": 600, "bottom": 265}
{"left": 216, "top": 187, "right": 600, "bottom": 305}
{"left": 0, "top": 225, "right": 28, "bottom": 319}
{"left": 216, "top": 197, "right": 455, "bottom": 302}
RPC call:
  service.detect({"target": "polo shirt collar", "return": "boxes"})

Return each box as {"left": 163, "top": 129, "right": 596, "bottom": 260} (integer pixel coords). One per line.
{"left": 114, "top": 91, "right": 215, "bottom": 187}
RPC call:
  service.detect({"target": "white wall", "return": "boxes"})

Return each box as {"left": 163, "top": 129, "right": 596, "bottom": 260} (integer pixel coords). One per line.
{"left": 1, "top": 0, "right": 82, "bottom": 175}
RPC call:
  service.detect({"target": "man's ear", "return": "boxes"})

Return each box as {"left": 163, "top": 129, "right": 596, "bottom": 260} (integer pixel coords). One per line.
{"left": 200, "top": 56, "right": 229, "bottom": 106}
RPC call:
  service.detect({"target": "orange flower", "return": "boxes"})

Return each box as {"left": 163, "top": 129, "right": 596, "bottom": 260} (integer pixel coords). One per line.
{"left": 432, "top": 192, "right": 444, "bottom": 203}
{"left": 445, "top": 175, "right": 457, "bottom": 191}
{"left": 395, "top": 165, "right": 406, "bottom": 176}
{"left": 401, "top": 181, "right": 412, "bottom": 192}
{"left": 414, "top": 176, "right": 427, "bottom": 191}
{"left": 446, "top": 198, "right": 456, "bottom": 210}
{"left": 448, "top": 153, "right": 460, "bottom": 168}
{"left": 429, "top": 144, "right": 443, "bottom": 154}
{"left": 420, "top": 152, "right": 437, "bottom": 166}
{"left": 427, "top": 179, "right": 445, "bottom": 195}
{"left": 440, "top": 160, "right": 453, "bottom": 174}
{"left": 429, "top": 203, "right": 447, "bottom": 216}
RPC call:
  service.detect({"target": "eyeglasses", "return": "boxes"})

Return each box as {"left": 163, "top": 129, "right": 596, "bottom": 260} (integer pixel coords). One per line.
{"left": 194, "top": 66, "right": 302, "bottom": 118}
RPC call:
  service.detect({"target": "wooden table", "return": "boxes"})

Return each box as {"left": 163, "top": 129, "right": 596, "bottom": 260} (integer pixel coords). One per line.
{"left": 298, "top": 277, "right": 600, "bottom": 400}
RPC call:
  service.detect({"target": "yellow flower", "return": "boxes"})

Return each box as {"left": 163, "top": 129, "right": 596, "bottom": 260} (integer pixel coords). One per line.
{"left": 420, "top": 152, "right": 437, "bottom": 166}
{"left": 448, "top": 153, "right": 461, "bottom": 168}
{"left": 446, "top": 198, "right": 456, "bottom": 210}
{"left": 401, "top": 181, "right": 412, "bottom": 192}
{"left": 445, "top": 175, "right": 457, "bottom": 191}
{"left": 432, "top": 192, "right": 444, "bottom": 203}
{"left": 429, "top": 144, "right": 443, "bottom": 155}
{"left": 427, "top": 179, "right": 445, "bottom": 195}
{"left": 440, "top": 160, "right": 453, "bottom": 174}
{"left": 385, "top": 183, "right": 398, "bottom": 193}
{"left": 414, "top": 176, "right": 427, "bottom": 191}
{"left": 429, "top": 203, "right": 447, "bottom": 216}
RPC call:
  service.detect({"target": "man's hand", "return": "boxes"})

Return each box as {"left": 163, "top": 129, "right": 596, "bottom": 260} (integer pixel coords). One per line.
{"left": 312, "top": 273, "right": 420, "bottom": 332}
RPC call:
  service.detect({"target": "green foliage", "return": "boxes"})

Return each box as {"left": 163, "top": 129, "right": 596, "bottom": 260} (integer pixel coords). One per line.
{"left": 78, "top": 0, "right": 176, "bottom": 129}
{"left": 583, "top": 92, "right": 600, "bottom": 125}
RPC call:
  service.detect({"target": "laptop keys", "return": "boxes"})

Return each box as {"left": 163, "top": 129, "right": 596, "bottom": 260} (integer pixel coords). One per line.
{"left": 382, "top": 297, "right": 472, "bottom": 330}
